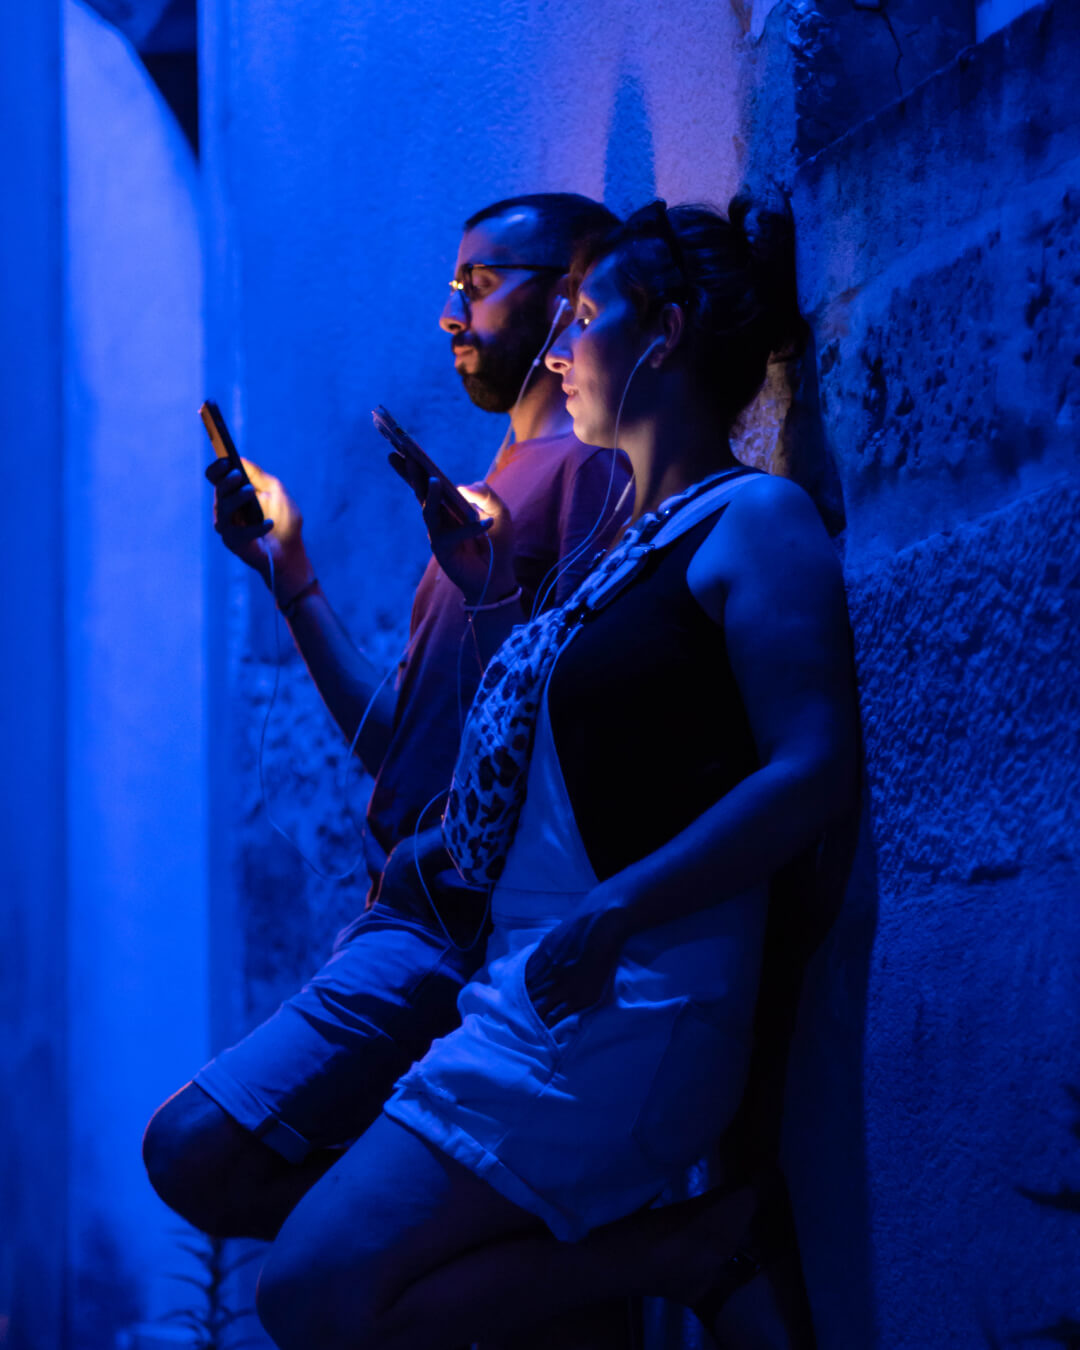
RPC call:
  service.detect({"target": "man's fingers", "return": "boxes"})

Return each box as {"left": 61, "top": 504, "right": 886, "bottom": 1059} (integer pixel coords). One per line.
{"left": 205, "top": 457, "right": 232, "bottom": 484}
{"left": 238, "top": 456, "right": 265, "bottom": 486}
{"left": 210, "top": 470, "right": 251, "bottom": 502}
{"left": 218, "top": 518, "right": 274, "bottom": 545}
{"left": 219, "top": 482, "right": 260, "bottom": 514}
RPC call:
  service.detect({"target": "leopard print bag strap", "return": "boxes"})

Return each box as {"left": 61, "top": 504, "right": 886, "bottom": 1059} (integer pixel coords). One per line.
{"left": 442, "top": 469, "right": 757, "bottom": 887}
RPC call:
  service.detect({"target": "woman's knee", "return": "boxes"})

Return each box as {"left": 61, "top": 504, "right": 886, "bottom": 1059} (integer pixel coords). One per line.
{"left": 256, "top": 1246, "right": 386, "bottom": 1350}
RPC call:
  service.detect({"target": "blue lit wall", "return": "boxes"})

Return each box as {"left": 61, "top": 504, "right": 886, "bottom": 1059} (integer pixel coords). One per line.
{"left": 3, "top": 3, "right": 207, "bottom": 1346}
{"left": 62, "top": 1, "right": 207, "bottom": 1338}
{"left": 0, "top": 6, "right": 67, "bottom": 1349}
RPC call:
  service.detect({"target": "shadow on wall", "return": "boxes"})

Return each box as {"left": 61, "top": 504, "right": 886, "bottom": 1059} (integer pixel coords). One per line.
{"left": 604, "top": 66, "right": 657, "bottom": 218}
{"left": 782, "top": 776, "right": 881, "bottom": 1350}
{"left": 775, "top": 331, "right": 847, "bottom": 537}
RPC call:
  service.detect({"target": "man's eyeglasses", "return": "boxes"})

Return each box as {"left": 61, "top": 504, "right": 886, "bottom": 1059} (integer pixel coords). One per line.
{"left": 449, "top": 262, "right": 565, "bottom": 311}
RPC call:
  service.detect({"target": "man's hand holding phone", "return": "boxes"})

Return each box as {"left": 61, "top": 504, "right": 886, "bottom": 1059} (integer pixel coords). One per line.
{"left": 200, "top": 399, "right": 315, "bottom": 601}
{"left": 204, "top": 455, "right": 315, "bottom": 599}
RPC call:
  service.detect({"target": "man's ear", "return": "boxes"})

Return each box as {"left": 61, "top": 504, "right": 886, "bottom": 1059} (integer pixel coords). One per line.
{"left": 650, "top": 302, "right": 685, "bottom": 367}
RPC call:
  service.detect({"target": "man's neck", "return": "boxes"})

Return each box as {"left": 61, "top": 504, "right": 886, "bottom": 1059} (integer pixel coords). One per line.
{"left": 507, "top": 370, "right": 573, "bottom": 446}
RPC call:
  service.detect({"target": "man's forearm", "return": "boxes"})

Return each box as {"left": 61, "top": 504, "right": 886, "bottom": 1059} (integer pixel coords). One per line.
{"left": 284, "top": 585, "right": 397, "bottom": 773}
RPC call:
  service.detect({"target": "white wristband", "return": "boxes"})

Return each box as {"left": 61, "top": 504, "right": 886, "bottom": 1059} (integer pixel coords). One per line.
{"left": 463, "top": 585, "right": 523, "bottom": 615}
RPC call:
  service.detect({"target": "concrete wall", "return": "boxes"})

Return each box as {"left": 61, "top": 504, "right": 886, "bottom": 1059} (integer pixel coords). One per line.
{"left": 63, "top": 4, "right": 208, "bottom": 1343}
{"left": 0, "top": 6, "right": 69, "bottom": 1348}
{"left": 1, "top": 2, "right": 207, "bottom": 1344}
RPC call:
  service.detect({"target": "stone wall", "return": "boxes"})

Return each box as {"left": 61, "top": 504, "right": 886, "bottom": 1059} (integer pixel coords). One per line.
{"left": 787, "top": 5, "right": 1080, "bottom": 1345}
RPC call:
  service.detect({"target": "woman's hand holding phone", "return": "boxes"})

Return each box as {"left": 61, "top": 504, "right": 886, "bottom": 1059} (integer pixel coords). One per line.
{"left": 372, "top": 406, "right": 517, "bottom": 605}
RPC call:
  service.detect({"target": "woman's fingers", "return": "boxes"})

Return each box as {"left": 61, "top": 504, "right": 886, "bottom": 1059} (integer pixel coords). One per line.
{"left": 527, "top": 947, "right": 582, "bottom": 1024}
{"left": 387, "top": 451, "right": 426, "bottom": 501}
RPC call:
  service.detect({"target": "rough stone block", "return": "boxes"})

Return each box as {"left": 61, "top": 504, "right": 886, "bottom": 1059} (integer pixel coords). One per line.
{"left": 795, "top": 0, "right": 1080, "bottom": 562}
{"left": 846, "top": 482, "right": 1079, "bottom": 893}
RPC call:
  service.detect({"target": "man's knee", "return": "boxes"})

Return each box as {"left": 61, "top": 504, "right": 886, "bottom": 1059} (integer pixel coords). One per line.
{"left": 143, "top": 1083, "right": 258, "bottom": 1236}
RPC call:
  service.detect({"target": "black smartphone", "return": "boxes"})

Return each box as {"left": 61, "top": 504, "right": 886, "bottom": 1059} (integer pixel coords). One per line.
{"left": 199, "top": 400, "right": 265, "bottom": 527}
{"left": 372, "top": 405, "right": 478, "bottom": 527}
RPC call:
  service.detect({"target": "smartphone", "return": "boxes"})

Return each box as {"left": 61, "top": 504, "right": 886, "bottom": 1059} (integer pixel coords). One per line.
{"left": 199, "top": 400, "right": 265, "bottom": 527}
{"left": 372, "top": 405, "right": 478, "bottom": 527}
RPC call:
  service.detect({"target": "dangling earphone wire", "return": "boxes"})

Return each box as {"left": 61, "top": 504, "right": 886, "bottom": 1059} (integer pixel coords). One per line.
{"left": 258, "top": 550, "right": 421, "bottom": 881}
{"left": 251, "top": 299, "right": 644, "bottom": 897}
{"left": 529, "top": 336, "right": 660, "bottom": 616}
{"left": 495, "top": 295, "right": 572, "bottom": 461}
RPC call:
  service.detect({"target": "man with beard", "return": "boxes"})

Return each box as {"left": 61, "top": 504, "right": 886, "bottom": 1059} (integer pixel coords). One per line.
{"left": 143, "top": 195, "right": 630, "bottom": 1258}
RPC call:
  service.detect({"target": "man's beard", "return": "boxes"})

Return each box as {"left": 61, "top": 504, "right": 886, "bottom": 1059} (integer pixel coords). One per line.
{"left": 458, "top": 298, "right": 550, "bottom": 413}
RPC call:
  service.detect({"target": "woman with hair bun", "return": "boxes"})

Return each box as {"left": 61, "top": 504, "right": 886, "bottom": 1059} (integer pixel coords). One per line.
{"left": 256, "top": 196, "right": 857, "bottom": 1350}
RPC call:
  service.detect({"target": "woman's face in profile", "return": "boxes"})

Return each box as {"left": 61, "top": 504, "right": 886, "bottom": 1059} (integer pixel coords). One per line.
{"left": 545, "top": 253, "right": 648, "bottom": 449}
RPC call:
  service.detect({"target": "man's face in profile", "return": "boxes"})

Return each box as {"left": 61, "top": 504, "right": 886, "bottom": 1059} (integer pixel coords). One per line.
{"left": 440, "top": 207, "right": 565, "bottom": 413}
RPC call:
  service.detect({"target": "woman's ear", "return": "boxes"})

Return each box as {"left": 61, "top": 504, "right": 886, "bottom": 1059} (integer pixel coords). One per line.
{"left": 551, "top": 274, "right": 574, "bottom": 328}
{"left": 650, "top": 302, "right": 685, "bottom": 368}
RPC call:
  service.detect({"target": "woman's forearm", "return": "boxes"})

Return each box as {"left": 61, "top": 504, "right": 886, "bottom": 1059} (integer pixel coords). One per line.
{"left": 607, "top": 751, "right": 854, "bottom": 939}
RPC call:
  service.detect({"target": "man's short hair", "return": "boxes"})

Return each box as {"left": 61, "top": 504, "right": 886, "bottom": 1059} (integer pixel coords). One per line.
{"left": 464, "top": 193, "right": 619, "bottom": 269}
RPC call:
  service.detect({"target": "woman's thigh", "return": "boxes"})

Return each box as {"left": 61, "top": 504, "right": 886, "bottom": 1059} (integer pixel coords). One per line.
{"left": 257, "top": 1111, "right": 539, "bottom": 1349}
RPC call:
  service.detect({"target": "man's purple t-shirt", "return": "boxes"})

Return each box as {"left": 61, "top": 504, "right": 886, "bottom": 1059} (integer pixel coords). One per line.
{"left": 365, "top": 432, "right": 631, "bottom": 870}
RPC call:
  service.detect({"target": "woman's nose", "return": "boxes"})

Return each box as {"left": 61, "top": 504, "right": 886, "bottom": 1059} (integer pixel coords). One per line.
{"left": 545, "top": 335, "right": 571, "bottom": 375}
{"left": 439, "top": 288, "right": 468, "bottom": 334}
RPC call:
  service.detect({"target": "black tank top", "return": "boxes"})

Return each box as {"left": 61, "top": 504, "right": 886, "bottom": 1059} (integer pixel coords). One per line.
{"left": 546, "top": 508, "right": 759, "bottom": 882}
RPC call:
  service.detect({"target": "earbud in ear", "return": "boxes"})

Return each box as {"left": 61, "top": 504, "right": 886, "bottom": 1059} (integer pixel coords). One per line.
{"left": 554, "top": 296, "right": 571, "bottom": 320}
{"left": 645, "top": 336, "right": 665, "bottom": 357}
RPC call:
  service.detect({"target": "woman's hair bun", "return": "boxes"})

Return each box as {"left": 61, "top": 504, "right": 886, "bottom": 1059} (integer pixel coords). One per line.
{"left": 727, "top": 187, "right": 807, "bottom": 359}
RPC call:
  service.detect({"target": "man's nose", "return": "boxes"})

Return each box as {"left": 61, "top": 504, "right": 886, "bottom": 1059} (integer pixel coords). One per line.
{"left": 439, "top": 289, "right": 468, "bottom": 334}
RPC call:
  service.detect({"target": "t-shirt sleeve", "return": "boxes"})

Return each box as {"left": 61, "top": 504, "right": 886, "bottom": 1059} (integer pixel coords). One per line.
{"left": 551, "top": 448, "right": 633, "bottom": 604}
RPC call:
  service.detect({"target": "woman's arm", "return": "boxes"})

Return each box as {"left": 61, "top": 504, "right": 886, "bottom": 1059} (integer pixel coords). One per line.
{"left": 526, "top": 475, "right": 858, "bottom": 1024}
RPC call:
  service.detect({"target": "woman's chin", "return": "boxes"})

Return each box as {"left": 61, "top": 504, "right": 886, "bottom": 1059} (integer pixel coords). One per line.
{"left": 568, "top": 408, "right": 614, "bottom": 450}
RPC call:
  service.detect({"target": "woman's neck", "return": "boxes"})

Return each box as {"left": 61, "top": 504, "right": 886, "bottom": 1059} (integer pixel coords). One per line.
{"left": 621, "top": 392, "right": 736, "bottom": 521}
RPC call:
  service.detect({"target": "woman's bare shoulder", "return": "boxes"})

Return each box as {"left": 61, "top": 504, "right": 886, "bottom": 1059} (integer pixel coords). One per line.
{"left": 687, "top": 472, "right": 841, "bottom": 617}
